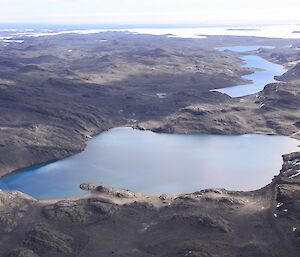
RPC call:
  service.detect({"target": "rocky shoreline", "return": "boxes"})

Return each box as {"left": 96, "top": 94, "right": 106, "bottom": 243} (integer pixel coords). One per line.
{"left": 3, "top": 79, "right": 300, "bottom": 179}
{"left": 0, "top": 151, "right": 299, "bottom": 257}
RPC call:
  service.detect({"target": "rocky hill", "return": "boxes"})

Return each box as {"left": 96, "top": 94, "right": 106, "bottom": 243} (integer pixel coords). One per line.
{"left": 276, "top": 63, "right": 300, "bottom": 81}
{"left": 138, "top": 81, "right": 300, "bottom": 140}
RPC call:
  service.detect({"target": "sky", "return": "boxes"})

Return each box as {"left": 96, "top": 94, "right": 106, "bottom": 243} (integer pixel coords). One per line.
{"left": 0, "top": 0, "right": 300, "bottom": 25}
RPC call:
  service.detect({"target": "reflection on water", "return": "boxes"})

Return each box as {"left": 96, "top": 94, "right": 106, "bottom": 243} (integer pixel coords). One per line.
{"left": 0, "top": 128, "right": 298, "bottom": 199}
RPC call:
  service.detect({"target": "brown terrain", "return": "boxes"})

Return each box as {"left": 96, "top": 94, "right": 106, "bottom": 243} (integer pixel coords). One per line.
{"left": 0, "top": 31, "right": 300, "bottom": 256}
{"left": 1, "top": 32, "right": 300, "bottom": 177}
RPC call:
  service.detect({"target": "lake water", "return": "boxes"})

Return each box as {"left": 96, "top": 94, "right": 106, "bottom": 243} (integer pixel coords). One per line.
{"left": 213, "top": 46, "right": 286, "bottom": 97}
{"left": 0, "top": 128, "right": 298, "bottom": 199}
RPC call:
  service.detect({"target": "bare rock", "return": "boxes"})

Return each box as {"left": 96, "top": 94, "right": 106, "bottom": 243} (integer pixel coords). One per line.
{"left": 0, "top": 191, "right": 35, "bottom": 232}
{"left": 23, "top": 223, "right": 73, "bottom": 254}
{"left": 7, "top": 249, "right": 40, "bottom": 257}
{"left": 93, "top": 185, "right": 135, "bottom": 198}
{"left": 160, "top": 214, "right": 231, "bottom": 233}
{"left": 159, "top": 194, "right": 168, "bottom": 201}
{"left": 43, "top": 198, "right": 117, "bottom": 224}
{"left": 176, "top": 242, "right": 220, "bottom": 257}
{"left": 114, "top": 248, "right": 155, "bottom": 257}
{"left": 43, "top": 200, "right": 90, "bottom": 223}
{"left": 79, "top": 183, "right": 97, "bottom": 191}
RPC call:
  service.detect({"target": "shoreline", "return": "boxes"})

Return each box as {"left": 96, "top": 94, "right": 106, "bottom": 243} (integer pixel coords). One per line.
{"left": 5, "top": 148, "right": 299, "bottom": 204}
{"left": 1, "top": 148, "right": 298, "bottom": 257}
{"left": 36, "top": 149, "right": 300, "bottom": 204}
{"left": 0, "top": 126, "right": 289, "bottom": 179}
{"left": 1, "top": 125, "right": 299, "bottom": 201}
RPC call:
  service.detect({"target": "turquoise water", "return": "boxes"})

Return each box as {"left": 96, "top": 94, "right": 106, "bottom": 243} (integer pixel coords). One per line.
{"left": 214, "top": 46, "right": 285, "bottom": 97}
{"left": 0, "top": 128, "right": 298, "bottom": 199}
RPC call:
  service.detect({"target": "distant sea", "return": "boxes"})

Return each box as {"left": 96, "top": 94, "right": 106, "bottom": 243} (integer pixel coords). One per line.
{"left": 1, "top": 24, "right": 300, "bottom": 39}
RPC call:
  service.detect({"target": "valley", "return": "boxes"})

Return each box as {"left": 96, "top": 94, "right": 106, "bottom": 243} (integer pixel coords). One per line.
{"left": 0, "top": 30, "right": 300, "bottom": 257}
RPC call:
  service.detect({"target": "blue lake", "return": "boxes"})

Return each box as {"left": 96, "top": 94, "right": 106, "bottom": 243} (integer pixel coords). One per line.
{"left": 0, "top": 128, "right": 298, "bottom": 199}
{"left": 214, "top": 46, "right": 286, "bottom": 97}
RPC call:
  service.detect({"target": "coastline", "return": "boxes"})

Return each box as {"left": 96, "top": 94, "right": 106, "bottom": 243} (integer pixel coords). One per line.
{"left": 22, "top": 149, "right": 300, "bottom": 203}
{"left": 0, "top": 149, "right": 299, "bottom": 256}
{"left": 1, "top": 124, "right": 299, "bottom": 201}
